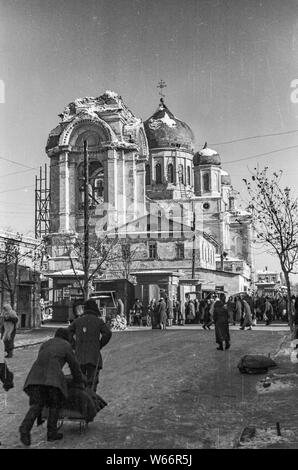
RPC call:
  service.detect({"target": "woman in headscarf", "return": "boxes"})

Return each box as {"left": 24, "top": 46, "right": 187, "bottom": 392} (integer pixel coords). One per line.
{"left": 213, "top": 293, "right": 230, "bottom": 351}
{"left": 1, "top": 304, "right": 18, "bottom": 358}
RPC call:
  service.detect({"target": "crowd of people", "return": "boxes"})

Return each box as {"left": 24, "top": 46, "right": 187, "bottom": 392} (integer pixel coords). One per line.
{"left": 127, "top": 292, "right": 296, "bottom": 331}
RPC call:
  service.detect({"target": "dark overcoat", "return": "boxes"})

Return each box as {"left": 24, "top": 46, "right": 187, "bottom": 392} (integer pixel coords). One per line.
{"left": 167, "top": 299, "right": 174, "bottom": 320}
{"left": 158, "top": 300, "right": 167, "bottom": 325}
{"left": 23, "top": 337, "right": 83, "bottom": 399}
{"left": 213, "top": 301, "right": 230, "bottom": 343}
{"left": 68, "top": 310, "right": 112, "bottom": 368}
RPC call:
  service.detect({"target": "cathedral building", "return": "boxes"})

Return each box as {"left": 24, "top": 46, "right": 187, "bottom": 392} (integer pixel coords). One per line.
{"left": 45, "top": 90, "right": 254, "bottom": 317}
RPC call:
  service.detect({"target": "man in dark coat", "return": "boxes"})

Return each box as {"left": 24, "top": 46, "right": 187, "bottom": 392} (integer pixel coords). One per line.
{"left": 213, "top": 293, "right": 230, "bottom": 350}
{"left": 68, "top": 300, "right": 112, "bottom": 390}
{"left": 19, "top": 328, "right": 85, "bottom": 446}
{"left": 158, "top": 297, "right": 167, "bottom": 330}
{"left": 166, "top": 297, "right": 174, "bottom": 326}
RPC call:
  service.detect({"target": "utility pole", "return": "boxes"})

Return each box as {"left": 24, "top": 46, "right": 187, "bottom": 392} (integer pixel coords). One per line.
{"left": 83, "top": 140, "right": 89, "bottom": 301}
{"left": 191, "top": 200, "right": 196, "bottom": 279}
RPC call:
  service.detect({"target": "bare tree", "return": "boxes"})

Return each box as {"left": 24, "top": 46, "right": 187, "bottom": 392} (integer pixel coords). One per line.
{"left": 243, "top": 167, "right": 298, "bottom": 329}
{"left": 64, "top": 233, "right": 120, "bottom": 301}
{"left": 116, "top": 241, "right": 139, "bottom": 281}
{"left": 0, "top": 233, "right": 44, "bottom": 309}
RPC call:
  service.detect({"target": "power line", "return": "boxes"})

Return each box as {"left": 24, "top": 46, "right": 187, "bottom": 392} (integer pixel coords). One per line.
{"left": 0, "top": 168, "right": 36, "bottom": 178}
{"left": 0, "top": 156, "right": 36, "bottom": 169}
{"left": 223, "top": 144, "right": 298, "bottom": 165}
{"left": 205, "top": 129, "right": 298, "bottom": 147}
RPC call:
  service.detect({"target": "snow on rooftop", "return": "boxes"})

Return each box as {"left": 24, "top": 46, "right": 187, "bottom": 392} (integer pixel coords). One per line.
{"left": 199, "top": 147, "right": 218, "bottom": 157}
{"left": 159, "top": 112, "right": 177, "bottom": 127}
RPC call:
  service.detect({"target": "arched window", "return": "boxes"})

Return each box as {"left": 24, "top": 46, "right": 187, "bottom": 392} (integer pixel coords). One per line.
{"left": 145, "top": 164, "right": 151, "bottom": 186}
{"left": 169, "top": 210, "right": 173, "bottom": 238}
{"left": 203, "top": 173, "right": 210, "bottom": 192}
{"left": 178, "top": 164, "right": 184, "bottom": 184}
{"left": 147, "top": 213, "right": 151, "bottom": 238}
{"left": 187, "top": 166, "right": 191, "bottom": 186}
{"left": 155, "top": 163, "right": 162, "bottom": 184}
{"left": 180, "top": 204, "right": 184, "bottom": 237}
{"left": 167, "top": 163, "right": 174, "bottom": 183}
{"left": 78, "top": 161, "right": 104, "bottom": 208}
{"left": 158, "top": 210, "right": 162, "bottom": 238}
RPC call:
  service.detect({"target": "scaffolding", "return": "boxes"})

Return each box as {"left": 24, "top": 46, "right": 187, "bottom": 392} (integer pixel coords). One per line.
{"left": 35, "top": 164, "right": 50, "bottom": 238}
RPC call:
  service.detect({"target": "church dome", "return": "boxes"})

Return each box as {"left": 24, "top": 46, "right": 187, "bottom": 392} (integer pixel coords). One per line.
{"left": 221, "top": 170, "right": 231, "bottom": 185}
{"left": 144, "top": 99, "right": 195, "bottom": 151}
{"left": 193, "top": 142, "right": 221, "bottom": 166}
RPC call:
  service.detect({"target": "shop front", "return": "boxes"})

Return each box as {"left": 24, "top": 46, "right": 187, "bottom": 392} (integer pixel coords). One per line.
{"left": 46, "top": 270, "right": 84, "bottom": 322}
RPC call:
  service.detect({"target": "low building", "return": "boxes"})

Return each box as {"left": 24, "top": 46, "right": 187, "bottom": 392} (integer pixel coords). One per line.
{"left": 255, "top": 268, "right": 287, "bottom": 297}
{"left": 0, "top": 231, "right": 42, "bottom": 328}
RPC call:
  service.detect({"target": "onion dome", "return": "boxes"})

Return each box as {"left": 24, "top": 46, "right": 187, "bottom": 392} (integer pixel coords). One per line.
{"left": 144, "top": 98, "right": 195, "bottom": 151}
{"left": 193, "top": 142, "right": 221, "bottom": 166}
{"left": 221, "top": 170, "right": 231, "bottom": 185}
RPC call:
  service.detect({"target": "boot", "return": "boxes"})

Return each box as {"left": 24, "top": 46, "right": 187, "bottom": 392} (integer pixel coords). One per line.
{"left": 225, "top": 341, "right": 231, "bottom": 350}
{"left": 217, "top": 342, "right": 223, "bottom": 351}
{"left": 47, "top": 407, "right": 63, "bottom": 441}
{"left": 19, "top": 404, "right": 42, "bottom": 446}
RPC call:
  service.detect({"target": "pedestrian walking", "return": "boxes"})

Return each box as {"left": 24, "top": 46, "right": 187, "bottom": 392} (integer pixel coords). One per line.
{"left": 149, "top": 299, "right": 159, "bottom": 329}
{"left": 263, "top": 297, "right": 274, "bottom": 326}
{"left": 194, "top": 297, "right": 200, "bottom": 323}
{"left": 166, "top": 297, "right": 174, "bottom": 327}
{"left": 117, "top": 297, "right": 124, "bottom": 316}
{"left": 239, "top": 297, "right": 253, "bottom": 330}
{"left": 198, "top": 298, "right": 206, "bottom": 324}
{"left": 202, "top": 296, "right": 213, "bottom": 330}
{"left": 213, "top": 293, "right": 230, "bottom": 351}
{"left": 19, "top": 328, "right": 86, "bottom": 446}
{"left": 132, "top": 298, "right": 143, "bottom": 326}
{"left": 69, "top": 299, "right": 84, "bottom": 323}
{"left": 68, "top": 299, "right": 112, "bottom": 391}
{"left": 187, "top": 299, "right": 196, "bottom": 324}
{"left": 158, "top": 297, "right": 167, "bottom": 330}
{"left": 172, "top": 297, "right": 180, "bottom": 325}
{"left": 227, "top": 296, "right": 235, "bottom": 325}
{"left": 255, "top": 296, "right": 265, "bottom": 322}
{"left": 178, "top": 301, "right": 185, "bottom": 325}
{"left": 100, "top": 302, "right": 107, "bottom": 323}
{"left": 234, "top": 296, "right": 242, "bottom": 324}
{"left": 0, "top": 303, "right": 18, "bottom": 358}
{"left": 0, "top": 337, "right": 14, "bottom": 391}
{"left": 40, "top": 298, "right": 45, "bottom": 325}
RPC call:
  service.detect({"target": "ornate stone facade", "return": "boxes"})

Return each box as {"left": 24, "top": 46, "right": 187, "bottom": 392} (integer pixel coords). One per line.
{"left": 45, "top": 91, "right": 254, "bottom": 311}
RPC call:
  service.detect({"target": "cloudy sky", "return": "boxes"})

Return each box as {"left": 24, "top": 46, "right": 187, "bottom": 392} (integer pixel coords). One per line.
{"left": 1, "top": 0, "right": 298, "bottom": 275}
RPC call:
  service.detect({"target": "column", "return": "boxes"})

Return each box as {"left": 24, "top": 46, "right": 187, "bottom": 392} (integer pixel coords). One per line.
{"left": 106, "top": 149, "right": 118, "bottom": 232}
{"left": 58, "top": 151, "right": 70, "bottom": 232}
{"left": 117, "top": 150, "right": 126, "bottom": 228}
{"left": 68, "top": 153, "right": 76, "bottom": 231}
{"left": 136, "top": 158, "right": 146, "bottom": 218}
{"left": 125, "top": 153, "right": 136, "bottom": 223}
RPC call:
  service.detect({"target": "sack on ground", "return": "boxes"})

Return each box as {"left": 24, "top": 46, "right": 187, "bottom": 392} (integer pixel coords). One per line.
{"left": 237, "top": 355, "right": 277, "bottom": 374}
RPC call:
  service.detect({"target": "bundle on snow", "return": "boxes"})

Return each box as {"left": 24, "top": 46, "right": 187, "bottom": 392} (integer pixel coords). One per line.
{"left": 237, "top": 355, "right": 277, "bottom": 374}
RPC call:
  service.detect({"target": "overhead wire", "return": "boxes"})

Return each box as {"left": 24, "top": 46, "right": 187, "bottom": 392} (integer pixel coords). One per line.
{"left": 0, "top": 128, "right": 297, "bottom": 181}
{"left": 205, "top": 128, "right": 298, "bottom": 147}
